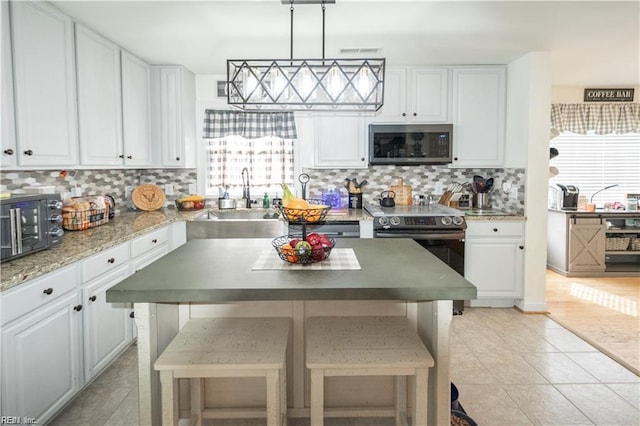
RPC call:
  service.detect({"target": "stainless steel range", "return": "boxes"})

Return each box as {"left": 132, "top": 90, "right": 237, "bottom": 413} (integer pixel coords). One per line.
{"left": 364, "top": 202, "right": 467, "bottom": 314}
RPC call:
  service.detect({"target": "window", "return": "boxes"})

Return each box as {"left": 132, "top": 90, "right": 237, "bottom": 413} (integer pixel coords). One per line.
{"left": 549, "top": 132, "right": 640, "bottom": 206}
{"left": 205, "top": 135, "right": 294, "bottom": 198}
{"left": 202, "top": 109, "right": 297, "bottom": 199}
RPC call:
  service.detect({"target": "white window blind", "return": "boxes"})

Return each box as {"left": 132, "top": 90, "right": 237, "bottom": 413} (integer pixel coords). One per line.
{"left": 549, "top": 132, "right": 640, "bottom": 206}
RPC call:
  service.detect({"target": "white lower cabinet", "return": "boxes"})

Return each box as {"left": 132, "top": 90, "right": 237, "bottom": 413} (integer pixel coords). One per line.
{"left": 464, "top": 221, "right": 525, "bottom": 307}
{"left": 0, "top": 222, "right": 184, "bottom": 423}
{"left": 82, "top": 263, "right": 132, "bottom": 380}
{"left": 1, "top": 266, "right": 82, "bottom": 424}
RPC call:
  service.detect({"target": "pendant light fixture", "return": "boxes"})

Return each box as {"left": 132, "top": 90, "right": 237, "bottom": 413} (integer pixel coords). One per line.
{"left": 227, "top": 0, "right": 385, "bottom": 111}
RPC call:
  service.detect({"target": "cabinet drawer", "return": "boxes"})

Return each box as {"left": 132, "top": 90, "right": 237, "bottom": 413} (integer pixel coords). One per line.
{"left": 466, "top": 221, "right": 524, "bottom": 237}
{"left": 131, "top": 226, "right": 169, "bottom": 259}
{"left": 81, "top": 243, "right": 130, "bottom": 283}
{"left": 1, "top": 264, "right": 78, "bottom": 325}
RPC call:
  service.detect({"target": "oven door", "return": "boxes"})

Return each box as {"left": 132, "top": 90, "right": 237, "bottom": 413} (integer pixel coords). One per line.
{"left": 374, "top": 228, "right": 466, "bottom": 314}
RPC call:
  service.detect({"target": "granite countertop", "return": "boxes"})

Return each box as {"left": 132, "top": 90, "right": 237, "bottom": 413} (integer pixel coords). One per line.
{"left": 0, "top": 204, "right": 521, "bottom": 292}
{"left": 0, "top": 207, "right": 372, "bottom": 292}
{"left": 106, "top": 238, "right": 477, "bottom": 304}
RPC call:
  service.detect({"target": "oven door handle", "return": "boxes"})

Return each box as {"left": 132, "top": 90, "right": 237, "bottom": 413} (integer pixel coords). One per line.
{"left": 374, "top": 231, "right": 465, "bottom": 240}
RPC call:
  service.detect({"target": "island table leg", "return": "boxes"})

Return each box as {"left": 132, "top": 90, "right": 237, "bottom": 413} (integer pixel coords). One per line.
{"left": 134, "top": 302, "right": 160, "bottom": 426}
{"left": 416, "top": 300, "right": 452, "bottom": 426}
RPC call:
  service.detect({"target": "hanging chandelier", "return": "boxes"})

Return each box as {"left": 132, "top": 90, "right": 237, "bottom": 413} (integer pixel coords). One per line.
{"left": 226, "top": 0, "right": 385, "bottom": 111}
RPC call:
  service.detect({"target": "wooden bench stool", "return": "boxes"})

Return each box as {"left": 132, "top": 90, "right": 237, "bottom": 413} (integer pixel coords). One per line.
{"left": 154, "top": 317, "right": 290, "bottom": 426}
{"left": 306, "top": 316, "right": 434, "bottom": 426}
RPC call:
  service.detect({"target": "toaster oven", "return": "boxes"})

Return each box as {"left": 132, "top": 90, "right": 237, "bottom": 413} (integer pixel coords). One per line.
{"left": 1, "top": 194, "right": 64, "bottom": 262}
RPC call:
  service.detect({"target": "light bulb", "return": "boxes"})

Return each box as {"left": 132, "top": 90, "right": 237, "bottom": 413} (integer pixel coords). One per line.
{"left": 329, "top": 65, "right": 343, "bottom": 98}
{"left": 244, "top": 68, "right": 259, "bottom": 98}
{"left": 300, "top": 68, "right": 313, "bottom": 99}
{"left": 271, "top": 68, "right": 288, "bottom": 99}
{"left": 357, "top": 68, "right": 372, "bottom": 98}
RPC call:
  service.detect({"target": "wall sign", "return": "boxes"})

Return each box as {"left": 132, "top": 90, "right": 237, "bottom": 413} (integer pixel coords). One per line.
{"left": 584, "top": 88, "right": 634, "bottom": 102}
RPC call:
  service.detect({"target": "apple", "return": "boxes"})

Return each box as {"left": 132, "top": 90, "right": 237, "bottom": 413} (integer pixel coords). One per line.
{"left": 311, "top": 245, "right": 325, "bottom": 261}
{"left": 289, "top": 238, "right": 301, "bottom": 248}
{"left": 319, "top": 234, "right": 333, "bottom": 248}
{"left": 306, "top": 233, "right": 321, "bottom": 246}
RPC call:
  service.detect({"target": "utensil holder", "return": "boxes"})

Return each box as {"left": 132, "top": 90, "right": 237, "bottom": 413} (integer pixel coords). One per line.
{"left": 473, "top": 193, "right": 490, "bottom": 209}
{"left": 348, "top": 193, "right": 362, "bottom": 209}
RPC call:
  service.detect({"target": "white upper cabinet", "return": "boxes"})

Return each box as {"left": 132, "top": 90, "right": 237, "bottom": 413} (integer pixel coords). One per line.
{"left": 121, "top": 50, "right": 153, "bottom": 167}
{"left": 10, "top": 1, "right": 78, "bottom": 167}
{"left": 1, "top": 1, "right": 16, "bottom": 168}
{"left": 451, "top": 66, "right": 506, "bottom": 168}
{"left": 75, "top": 24, "right": 124, "bottom": 167}
{"left": 151, "top": 66, "right": 196, "bottom": 168}
{"left": 312, "top": 113, "right": 368, "bottom": 169}
{"left": 375, "top": 66, "right": 449, "bottom": 123}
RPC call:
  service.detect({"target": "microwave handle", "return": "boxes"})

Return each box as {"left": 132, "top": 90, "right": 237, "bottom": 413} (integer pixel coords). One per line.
{"left": 10, "top": 208, "right": 22, "bottom": 255}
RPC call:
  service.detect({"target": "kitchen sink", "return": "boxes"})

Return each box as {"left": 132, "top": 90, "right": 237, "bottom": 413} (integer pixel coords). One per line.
{"left": 187, "top": 209, "right": 285, "bottom": 239}
{"left": 194, "top": 210, "right": 281, "bottom": 221}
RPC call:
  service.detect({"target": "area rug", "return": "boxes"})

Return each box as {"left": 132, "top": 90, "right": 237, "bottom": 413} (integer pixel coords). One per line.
{"left": 545, "top": 269, "right": 640, "bottom": 376}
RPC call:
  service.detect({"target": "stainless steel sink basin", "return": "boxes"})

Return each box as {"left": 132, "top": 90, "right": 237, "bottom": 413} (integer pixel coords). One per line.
{"left": 187, "top": 210, "right": 285, "bottom": 239}
{"left": 194, "top": 210, "right": 281, "bottom": 221}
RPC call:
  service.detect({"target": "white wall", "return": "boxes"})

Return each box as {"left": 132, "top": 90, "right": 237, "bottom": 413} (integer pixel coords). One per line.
{"left": 508, "top": 52, "right": 552, "bottom": 313}
{"left": 552, "top": 86, "right": 640, "bottom": 103}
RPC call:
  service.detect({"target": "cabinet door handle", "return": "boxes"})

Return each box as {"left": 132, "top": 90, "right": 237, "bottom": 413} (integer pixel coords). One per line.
{"left": 453, "top": 157, "right": 458, "bottom": 161}
{"left": 493, "top": 228, "right": 498, "bottom": 232}
{"left": 74, "top": 304, "right": 83, "bottom": 312}
{"left": 89, "top": 295, "right": 97, "bottom": 302}
{"left": 413, "top": 112, "right": 417, "bottom": 117}
{"left": 23, "top": 149, "right": 33, "bottom": 156}
{"left": 107, "top": 257, "right": 115, "bottom": 264}
{"left": 401, "top": 112, "right": 406, "bottom": 117}
{"left": 129, "top": 312, "right": 135, "bottom": 319}
{"left": 151, "top": 239, "right": 158, "bottom": 244}
{"left": 43, "top": 288, "right": 54, "bottom": 295}
{"left": 127, "top": 155, "right": 132, "bottom": 159}
{"left": 4, "top": 148, "right": 14, "bottom": 155}
{"left": 519, "top": 245, "right": 525, "bottom": 250}
{"left": 118, "top": 154, "right": 125, "bottom": 159}
{"left": 175, "top": 156, "right": 180, "bottom": 161}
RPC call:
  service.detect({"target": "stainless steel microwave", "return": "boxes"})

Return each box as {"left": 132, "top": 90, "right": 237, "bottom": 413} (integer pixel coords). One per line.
{"left": 369, "top": 123, "right": 453, "bottom": 165}
{"left": 1, "top": 194, "right": 64, "bottom": 263}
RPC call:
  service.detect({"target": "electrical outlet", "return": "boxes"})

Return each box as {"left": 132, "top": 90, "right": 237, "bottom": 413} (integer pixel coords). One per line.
{"left": 188, "top": 183, "right": 197, "bottom": 194}
{"left": 502, "top": 182, "right": 512, "bottom": 193}
{"left": 164, "top": 184, "right": 174, "bottom": 195}
{"left": 510, "top": 187, "right": 518, "bottom": 199}
{"left": 125, "top": 185, "right": 133, "bottom": 198}
{"left": 435, "top": 183, "right": 444, "bottom": 194}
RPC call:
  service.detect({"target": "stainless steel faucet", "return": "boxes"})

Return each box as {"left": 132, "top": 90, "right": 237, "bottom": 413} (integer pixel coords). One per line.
{"left": 241, "top": 167, "right": 251, "bottom": 208}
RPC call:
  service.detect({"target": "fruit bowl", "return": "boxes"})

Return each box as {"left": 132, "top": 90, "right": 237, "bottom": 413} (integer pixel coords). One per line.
{"left": 272, "top": 234, "right": 336, "bottom": 265}
{"left": 276, "top": 199, "right": 331, "bottom": 223}
{"left": 175, "top": 199, "right": 205, "bottom": 211}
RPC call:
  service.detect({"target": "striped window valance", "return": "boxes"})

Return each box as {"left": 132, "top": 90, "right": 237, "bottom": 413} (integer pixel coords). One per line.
{"left": 203, "top": 109, "right": 297, "bottom": 139}
{"left": 550, "top": 103, "right": 640, "bottom": 135}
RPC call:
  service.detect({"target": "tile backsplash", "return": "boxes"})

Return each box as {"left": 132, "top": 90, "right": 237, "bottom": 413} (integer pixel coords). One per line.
{"left": 0, "top": 169, "right": 197, "bottom": 211}
{"left": 1, "top": 165, "right": 525, "bottom": 214}
{"left": 301, "top": 165, "right": 525, "bottom": 213}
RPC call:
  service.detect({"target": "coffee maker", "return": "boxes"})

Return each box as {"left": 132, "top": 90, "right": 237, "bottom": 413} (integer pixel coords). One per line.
{"left": 549, "top": 184, "right": 579, "bottom": 210}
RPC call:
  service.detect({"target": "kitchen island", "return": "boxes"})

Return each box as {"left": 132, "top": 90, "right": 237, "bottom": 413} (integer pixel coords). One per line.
{"left": 107, "top": 238, "right": 477, "bottom": 426}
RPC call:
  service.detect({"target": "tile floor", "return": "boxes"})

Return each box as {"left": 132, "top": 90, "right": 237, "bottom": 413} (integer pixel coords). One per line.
{"left": 49, "top": 308, "right": 640, "bottom": 426}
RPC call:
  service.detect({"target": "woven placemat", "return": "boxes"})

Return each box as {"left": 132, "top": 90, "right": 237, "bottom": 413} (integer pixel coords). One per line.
{"left": 252, "top": 248, "right": 361, "bottom": 271}
{"left": 132, "top": 184, "right": 166, "bottom": 211}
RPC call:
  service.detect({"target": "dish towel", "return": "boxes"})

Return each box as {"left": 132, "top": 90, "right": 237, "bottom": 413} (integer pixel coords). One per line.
{"left": 252, "top": 248, "right": 361, "bottom": 271}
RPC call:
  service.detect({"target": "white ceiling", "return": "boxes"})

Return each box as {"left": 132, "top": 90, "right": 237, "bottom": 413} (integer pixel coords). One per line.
{"left": 52, "top": 0, "right": 640, "bottom": 86}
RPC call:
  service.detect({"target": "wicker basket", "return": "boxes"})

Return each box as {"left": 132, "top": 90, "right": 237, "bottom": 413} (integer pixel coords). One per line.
{"left": 631, "top": 238, "right": 640, "bottom": 251}
{"left": 62, "top": 196, "right": 110, "bottom": 231}
{"left": 605, "top": 237, "right": 630, "bottom": 251}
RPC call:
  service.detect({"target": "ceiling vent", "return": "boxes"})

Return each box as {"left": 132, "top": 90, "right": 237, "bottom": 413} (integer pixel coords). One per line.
{"left": 340, "top": 47, "right": 383, "bottom": 55}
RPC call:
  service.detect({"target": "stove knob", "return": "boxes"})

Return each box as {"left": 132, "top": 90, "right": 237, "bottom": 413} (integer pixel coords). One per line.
{"left": 378, "top": 217, "right": 389, "bottom": 226}
{"left": 441, "top": 216, "right": 453, "bottom": 226}
{"left": 390, "top": 216, "right": 401, "bottom": 226}
{"left": 452, "top": 216, "right": 464, "bottom": 226}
